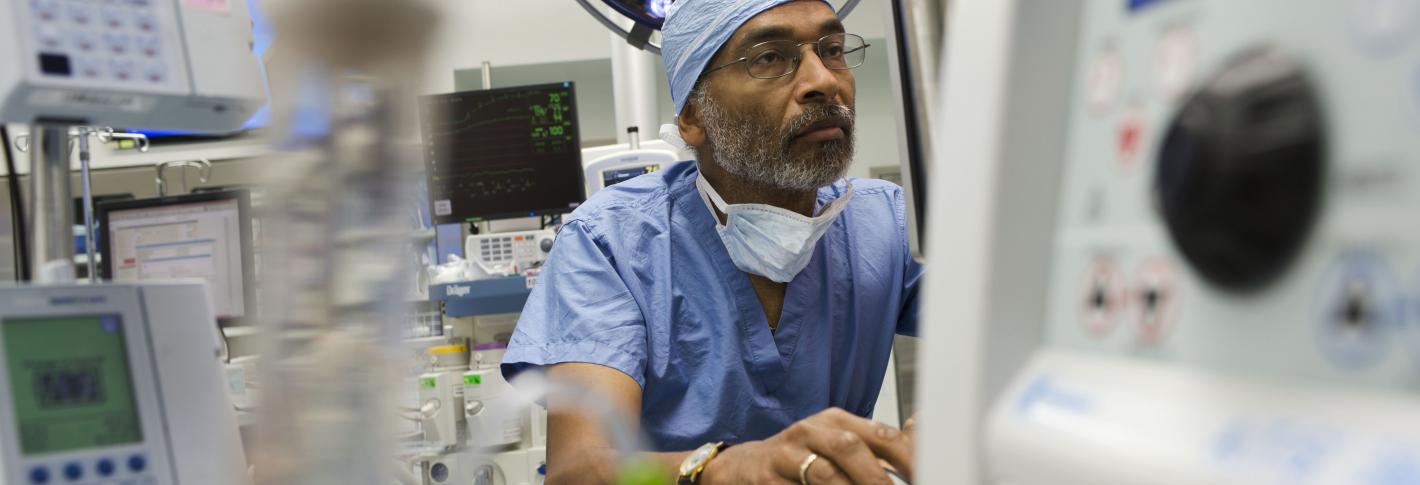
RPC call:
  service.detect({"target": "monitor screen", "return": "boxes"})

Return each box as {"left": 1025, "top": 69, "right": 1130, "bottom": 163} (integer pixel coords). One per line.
{"left": 3, "top": 314, "right": 144, "bottom": 455}
{"left": 421, "top": 82, "right": 585, "bottom": 224}
{"left": 99, "top": 193, "right": 252, "bottom": 320}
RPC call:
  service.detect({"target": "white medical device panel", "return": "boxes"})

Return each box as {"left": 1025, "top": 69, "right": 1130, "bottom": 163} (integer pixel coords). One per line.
{"left": 0, "top": 283, "right": 249, "bottom": 485}
{"left": 466, "top": 230, "right": 555, "bottom": 270}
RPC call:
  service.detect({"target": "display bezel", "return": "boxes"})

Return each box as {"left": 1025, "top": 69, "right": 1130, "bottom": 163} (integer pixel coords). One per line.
{"left": 2, "top": 314, "right": 144, "bottom": 455}
{"left": 95, "top": 190, "right": 256, "bottom": 326}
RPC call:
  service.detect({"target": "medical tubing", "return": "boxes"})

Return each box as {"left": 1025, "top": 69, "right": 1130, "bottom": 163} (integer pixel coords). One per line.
{"left": 509, "top": 374, "right": 647, "bottom": 466}
{"left": 2, "top": 126, "right": 30, "bottom": 281}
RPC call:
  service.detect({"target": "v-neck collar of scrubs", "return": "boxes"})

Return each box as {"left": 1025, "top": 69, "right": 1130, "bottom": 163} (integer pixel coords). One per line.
{"left": 677, "top": 173, "right": 831, "bottom": 393}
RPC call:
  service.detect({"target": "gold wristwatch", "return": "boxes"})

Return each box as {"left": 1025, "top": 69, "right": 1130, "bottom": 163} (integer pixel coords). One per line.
{"left": 677, "top": 441, "right": 727, "bottom": 485}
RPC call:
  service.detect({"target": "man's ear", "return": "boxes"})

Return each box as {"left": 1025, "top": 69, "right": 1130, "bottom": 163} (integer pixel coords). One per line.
{"left": 677, "top": 100, "right": 708, "bottom": 148}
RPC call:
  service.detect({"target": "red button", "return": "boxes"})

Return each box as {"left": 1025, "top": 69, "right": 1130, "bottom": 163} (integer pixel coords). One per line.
{"left": 1117, "top": 109, "right": 1146, "bottom": 171}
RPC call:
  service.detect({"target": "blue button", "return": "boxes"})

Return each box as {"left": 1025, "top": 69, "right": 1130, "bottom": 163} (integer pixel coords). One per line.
{"left": 62, "top": 462, "right": 82, "bottom": 481}
{"left": 127, "top": 454, "right": 147, "bottom": 472}
{"left": 29, "top": 466, "right": 50, "bottom": 484}
{"left": 96, "top": 458, "right": 115, "bottom": 476}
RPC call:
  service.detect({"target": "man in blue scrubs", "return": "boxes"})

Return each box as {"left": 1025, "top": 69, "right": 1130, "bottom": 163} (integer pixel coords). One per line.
{"left": 502, "top": 1, "right": 922, "bottom": 483}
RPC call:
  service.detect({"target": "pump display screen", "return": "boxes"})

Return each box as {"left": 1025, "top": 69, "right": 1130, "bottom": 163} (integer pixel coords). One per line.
{"left": 3, "top": 315, "right": 143, "bottom": 455}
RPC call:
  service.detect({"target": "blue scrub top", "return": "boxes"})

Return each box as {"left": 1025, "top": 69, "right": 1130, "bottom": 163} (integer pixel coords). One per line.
{"left": 502, "top": 161, "right": 923, "bottom": 452}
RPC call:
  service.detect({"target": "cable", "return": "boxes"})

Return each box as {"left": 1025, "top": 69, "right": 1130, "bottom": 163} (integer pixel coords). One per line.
{"left": 575, "top": 0, "right": 663, "bottom": 55}
{"left": 1, "top": 126, "right": 30, "bottom": 281}
{"left": 217, "top": 318, "right": 232, "bottom": 364}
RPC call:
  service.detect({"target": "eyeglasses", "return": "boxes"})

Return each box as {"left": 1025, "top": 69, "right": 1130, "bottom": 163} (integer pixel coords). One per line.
{"left": 704, "top": 32, "right": 870, "bottom": 80}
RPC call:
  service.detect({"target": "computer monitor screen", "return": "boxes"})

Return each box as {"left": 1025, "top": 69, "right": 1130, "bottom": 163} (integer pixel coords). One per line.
{"left": 97, "top": 191, "right": 254, "bottom": 321}
{"left": 3, "top": 314, "right": 143, "bottom": 455}
{"left": 421, "top": 82, "right": 585, "bottom": 224}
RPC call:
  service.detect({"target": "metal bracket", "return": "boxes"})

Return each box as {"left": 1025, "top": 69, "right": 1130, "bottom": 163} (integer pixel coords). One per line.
{"left": 156, "top": 158, "right": 212, "bottom": 196}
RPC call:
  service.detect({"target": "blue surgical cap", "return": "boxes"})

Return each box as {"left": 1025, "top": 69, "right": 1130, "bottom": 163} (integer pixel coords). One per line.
{"left": 661, "top": 0, "right": 831, "bottom": 115}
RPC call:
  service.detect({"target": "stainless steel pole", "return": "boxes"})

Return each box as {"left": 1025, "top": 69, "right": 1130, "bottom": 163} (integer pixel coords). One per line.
{"left": 78, "top": 131, "right": 97, "bottom": 282}
{"left": 27, "top": 124, "right": 74, "bottom": 284}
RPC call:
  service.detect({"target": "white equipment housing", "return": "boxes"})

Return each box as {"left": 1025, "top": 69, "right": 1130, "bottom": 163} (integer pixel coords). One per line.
{"left": 1, "top": 0, "right": 264, "bottom": 131}
{"left": 581, "top": 139, "right": 683, "bottom": 198}
{"left": 918, "top": 1, "right": 1420, "bottom": 484}
{"left": 0, "top": 282, "right": 250, "bottom": 485}
{"left": 418, "top": 371, "right": 461, "bottom": 451}
{"left": 463, "top": 366, "right": 524, "bottom": 449}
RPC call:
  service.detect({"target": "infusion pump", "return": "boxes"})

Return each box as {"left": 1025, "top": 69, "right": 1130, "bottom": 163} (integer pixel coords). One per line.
{"left": 0, "top": 283, "right": 249, "bottom": 485}
{"left": 1, "top": 0, "right": 263, "bottom": 131}
{"left": 918, "top": 0, "right": 1420, "bottom": 483}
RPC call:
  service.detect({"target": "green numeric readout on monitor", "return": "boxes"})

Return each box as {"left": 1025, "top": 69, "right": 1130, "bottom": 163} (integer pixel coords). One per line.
{"left": 3, "top": 315, "right": 143, "bottom": 455}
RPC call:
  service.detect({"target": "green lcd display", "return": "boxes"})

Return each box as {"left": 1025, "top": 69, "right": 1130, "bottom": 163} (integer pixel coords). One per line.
{"left": 3, "top": 315, "right": 143, "bottom": 455}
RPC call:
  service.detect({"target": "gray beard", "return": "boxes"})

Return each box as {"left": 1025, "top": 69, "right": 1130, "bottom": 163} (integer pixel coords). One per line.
{"left": 694, "top": 89, "right": 856, "bottom": 191}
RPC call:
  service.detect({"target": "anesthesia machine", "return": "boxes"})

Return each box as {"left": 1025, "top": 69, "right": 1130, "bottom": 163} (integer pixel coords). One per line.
{"left": 917, "top": 0, "right": 1420, "bottom": 484}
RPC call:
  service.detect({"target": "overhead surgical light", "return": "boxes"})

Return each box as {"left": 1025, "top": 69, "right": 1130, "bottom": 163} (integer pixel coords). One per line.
{"left": 577, "top": 0, "right": 862, "bottom": 55}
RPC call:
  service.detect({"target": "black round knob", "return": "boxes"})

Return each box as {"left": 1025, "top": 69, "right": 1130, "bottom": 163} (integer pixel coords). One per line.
{"left": 539, "top": 237, "right": 554, "bottom": 253}
{"left": 1154, "top": 47, "right": 1325, "bottom": 292}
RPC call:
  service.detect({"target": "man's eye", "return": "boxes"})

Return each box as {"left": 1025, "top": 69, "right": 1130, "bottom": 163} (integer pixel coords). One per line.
{"left": 822, "top": 44, "right": 845, "bottom": 58}
{"left": 753, "top": 51, "right": 786, "bottom": 65}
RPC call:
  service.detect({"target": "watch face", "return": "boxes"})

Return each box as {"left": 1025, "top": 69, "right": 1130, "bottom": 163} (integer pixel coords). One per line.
{"left": 681, "top": 445, "right": 714, "bottom": 475}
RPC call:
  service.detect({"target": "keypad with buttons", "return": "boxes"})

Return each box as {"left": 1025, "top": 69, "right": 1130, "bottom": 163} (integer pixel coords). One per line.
{"left": 26, "top": 0, "right": 170, "bottom": 86}
{"left": 16, "top": 453, "right": 154, "bottom": 484}
{"left": 478, "top": 236, "right": 518, "bottom": 264}
{"left": 469, "top": 231, "right": 556, "bottom": 269}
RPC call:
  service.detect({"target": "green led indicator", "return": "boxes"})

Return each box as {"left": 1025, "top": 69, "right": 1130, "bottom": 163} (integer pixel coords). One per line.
{"left": 421, "top": 377, "right": 436, "bottom": 389}
{"left": 464, "top": 374, "right": 482, "bottom": 385}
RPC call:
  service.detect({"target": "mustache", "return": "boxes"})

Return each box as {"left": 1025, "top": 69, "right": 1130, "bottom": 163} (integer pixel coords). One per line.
{"left": 783, "top": 104, "right": 855, "bottom": 142}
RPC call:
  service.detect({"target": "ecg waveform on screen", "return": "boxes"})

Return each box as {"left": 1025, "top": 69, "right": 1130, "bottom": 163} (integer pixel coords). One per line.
{"left": 421, "top": 83, "right": 584, "bottom": 222}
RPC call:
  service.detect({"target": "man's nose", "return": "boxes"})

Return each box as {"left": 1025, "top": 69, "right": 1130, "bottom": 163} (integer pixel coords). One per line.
{"left": 793, "top": 46, "right": 841, "bottom": 105}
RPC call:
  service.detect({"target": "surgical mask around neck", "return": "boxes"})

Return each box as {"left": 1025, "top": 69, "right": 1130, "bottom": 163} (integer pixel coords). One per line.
{"left": 695, "top": 174, "right": 853, "bottom": 283}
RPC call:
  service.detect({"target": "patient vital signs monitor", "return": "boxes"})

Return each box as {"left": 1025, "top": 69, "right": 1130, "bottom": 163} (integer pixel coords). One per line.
{"left": 421, "top": 82, "right": 586, "bottom": 224}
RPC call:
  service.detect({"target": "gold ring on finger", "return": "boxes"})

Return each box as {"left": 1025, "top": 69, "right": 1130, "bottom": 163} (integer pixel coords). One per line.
{"left": 798, "top": 452, "right": 820, "bottom": 485}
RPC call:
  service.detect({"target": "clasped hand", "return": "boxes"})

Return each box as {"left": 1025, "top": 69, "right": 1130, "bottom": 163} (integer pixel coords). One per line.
{"left": 700, "top": 408, "right": 915, "bottom": 485}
